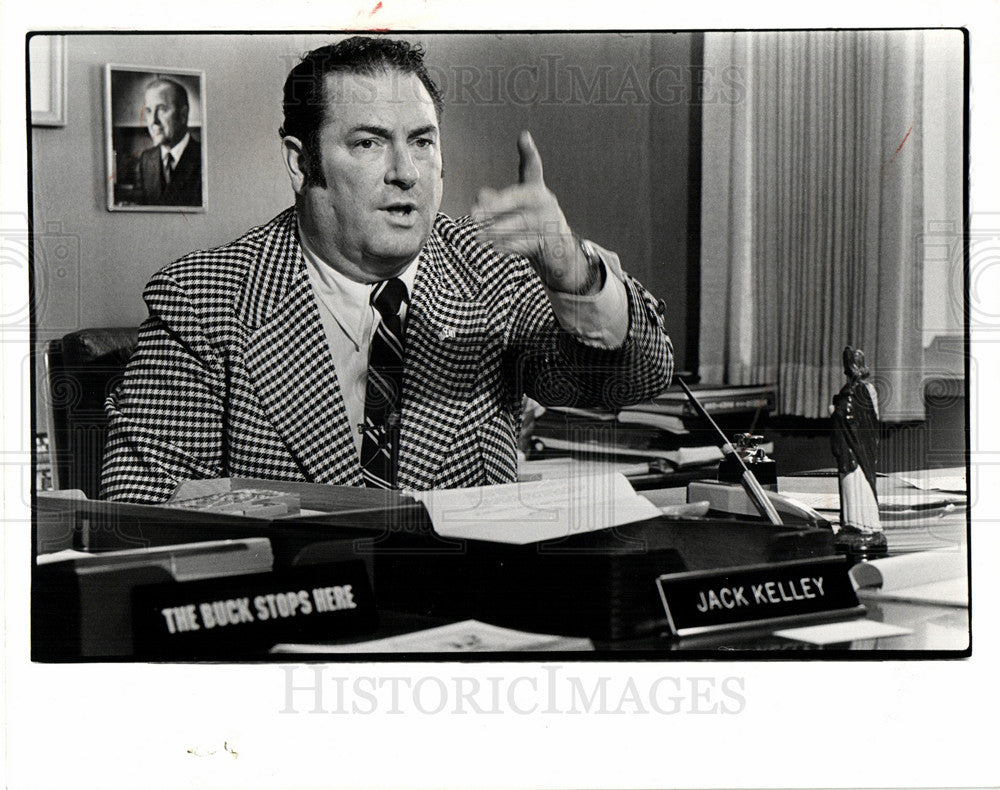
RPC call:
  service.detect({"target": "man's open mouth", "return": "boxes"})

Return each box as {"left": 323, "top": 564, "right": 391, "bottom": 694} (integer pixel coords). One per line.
{"left": 383, "top": 204, "right": 416, "bottom": 216}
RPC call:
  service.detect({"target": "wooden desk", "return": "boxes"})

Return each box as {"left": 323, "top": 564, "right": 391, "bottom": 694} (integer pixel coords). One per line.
{"left": 266, "top": 589, "right": 969, "bottom": 655}
{"left": 33, "top": 469, "right": 969, "bottom": 658}
{"left": 267, "top": 469, "right": 970, "bottom": 655}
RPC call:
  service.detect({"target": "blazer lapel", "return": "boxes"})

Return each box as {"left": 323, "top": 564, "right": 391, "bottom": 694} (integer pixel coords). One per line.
{"left": 243, "top": 213, "right": 362, "bottom": 486}
{"left": 141, "top": 148, "right": 163, "bottom": 202}
{"left": 396, "top": 229, "right": 487, "bottom": 489}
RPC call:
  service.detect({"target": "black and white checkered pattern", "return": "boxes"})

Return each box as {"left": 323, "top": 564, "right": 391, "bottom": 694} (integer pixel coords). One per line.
{"left": 102, "top": 208, "right": 673, "bottom": 503}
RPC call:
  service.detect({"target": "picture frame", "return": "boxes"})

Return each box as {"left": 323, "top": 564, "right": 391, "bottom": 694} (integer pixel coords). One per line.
{"left": 29, "top": 35, "right": 67, "bottom": 127}
{"left": 104, "top": 64, "right": 207, "bottom": 212}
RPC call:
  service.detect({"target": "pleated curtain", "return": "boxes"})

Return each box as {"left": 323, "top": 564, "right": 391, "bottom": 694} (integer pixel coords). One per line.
{"left": 700, "top": 31, "right": 926, "bottom": 421}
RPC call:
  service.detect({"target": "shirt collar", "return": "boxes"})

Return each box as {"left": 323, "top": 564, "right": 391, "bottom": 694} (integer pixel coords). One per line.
{"left": 161, "top": 131, "right": 191, "bottom": 164}
{"left": 298, "top": 221, "right": 420, "bottom": 347}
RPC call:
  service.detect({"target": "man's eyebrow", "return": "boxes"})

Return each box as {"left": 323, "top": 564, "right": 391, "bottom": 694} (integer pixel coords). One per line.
{"left": 408, "top": 125, "right": 438, "bottom": 139}
{"left": 346, "top": 124, "right": 439, "bottom": 139}
{"left": 348, "top": 125, "right": 392, "bottom": 138}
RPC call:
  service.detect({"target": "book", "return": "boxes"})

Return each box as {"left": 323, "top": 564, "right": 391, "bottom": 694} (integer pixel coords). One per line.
{"left": 529, "top": 435, "right": 723, "bottom": 468}
{"left": 528, "top": 405, "right": 715, "bottom": 464}
{"left": 623, "top": 383, "right": 777, "bottom": 418}
{"left": 614, "top": 410, "right": 688, "bottom": 434}
{"left": 529, "top": 415, "right": 663, "bottom": 451}
{"left": 542, "top": 405, "right": 618, "bottom": 421}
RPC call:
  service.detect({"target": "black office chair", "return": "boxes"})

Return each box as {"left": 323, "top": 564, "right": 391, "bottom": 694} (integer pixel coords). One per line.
{"left": 44, "top": 327, "right": 139, "bottom": 499}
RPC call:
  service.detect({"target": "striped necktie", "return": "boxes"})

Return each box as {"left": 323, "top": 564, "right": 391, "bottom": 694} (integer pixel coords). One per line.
{"left": 163, "top": 152, "right": 174, "bottom": 184}
{"left": 360, "top": 278, "right": 408, "bottom": 488}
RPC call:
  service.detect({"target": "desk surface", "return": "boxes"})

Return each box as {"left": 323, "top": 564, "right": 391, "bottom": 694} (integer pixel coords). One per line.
{"left": 34, "top": 468, "right": 970, "bottom": 659}
{"left": 266, "top": 595, "right": 969, "bottom": 655}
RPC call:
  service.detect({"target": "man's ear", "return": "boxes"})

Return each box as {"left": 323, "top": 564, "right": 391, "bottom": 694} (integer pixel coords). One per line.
{"left": 281, "top": 136, "right": 309, "bottom": 194}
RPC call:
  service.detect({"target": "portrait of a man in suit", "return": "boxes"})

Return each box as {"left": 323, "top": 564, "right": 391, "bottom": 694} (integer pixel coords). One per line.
{"left": 106, "top": 66, "right": 205, "bottom": 211}
{"left": 131, "top": 78, "right": 202, "bottom": 206}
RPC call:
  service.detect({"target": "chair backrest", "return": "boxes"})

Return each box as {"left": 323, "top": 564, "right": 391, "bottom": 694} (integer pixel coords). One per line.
{"left": 45, "top": 327, "right": 139, "bottom": 499}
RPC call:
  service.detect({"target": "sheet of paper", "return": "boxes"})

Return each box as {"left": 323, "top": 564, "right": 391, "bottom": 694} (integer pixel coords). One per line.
{"left": 777, "top": 490, "right": 842, "bottom": 512}
{"left": 899, "top": 467, "right": 969, "bottom": 493}
{"left": 850, "top": 547, "right": 966, "bottom": 589}
{"left": 271, "top": 620, "right": 594, "bottom": 653}
{"left": 850, "top": 547, "right": 968, "bottom": 607}
{"left": 774, "top": 619, "right": 912, "bottom": 645}
{"left": 900, "top": 475, "right": 967, "bottom": 493}
{"left": 858, "top": 579, "right": 968, "bottom": 608}
{"left": 776, "top": 489, "right": 965, "bottom": 513}
{"left": 878, "top": 492, "right": 966, "bottom": 510}
{"left": 409, "top": 473, "right": 661, "bottom": 544}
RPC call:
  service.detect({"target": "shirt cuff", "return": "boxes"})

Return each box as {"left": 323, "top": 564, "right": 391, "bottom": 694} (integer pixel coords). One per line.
{"left": 544, "top": 240, "right": 629, "bottom": 350}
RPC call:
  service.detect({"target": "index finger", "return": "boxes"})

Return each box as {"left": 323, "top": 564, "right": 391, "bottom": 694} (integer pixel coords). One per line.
{"left": 518, "top": 131, "right": 544, "bottom": 185}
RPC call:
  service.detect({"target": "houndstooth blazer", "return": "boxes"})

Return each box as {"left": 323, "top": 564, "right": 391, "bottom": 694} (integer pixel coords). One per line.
{"left": 101, "top": 208, "right": 673, "bottom": 503}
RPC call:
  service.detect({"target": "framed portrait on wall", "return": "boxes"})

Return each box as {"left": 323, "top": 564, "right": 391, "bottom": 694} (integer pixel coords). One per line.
{"left": 29, "top": 35, "right": 67, "bottom": 126}
{"left": 104, "top": 64, "right": 207, "bottom": 212}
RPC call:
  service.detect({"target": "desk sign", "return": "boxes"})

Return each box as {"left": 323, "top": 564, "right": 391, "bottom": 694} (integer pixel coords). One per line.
{"left": 656, "top": 556, "right": 864, "bottom": 638}
{"left": 132, "top": 561, "right": 376, "bottom": 658}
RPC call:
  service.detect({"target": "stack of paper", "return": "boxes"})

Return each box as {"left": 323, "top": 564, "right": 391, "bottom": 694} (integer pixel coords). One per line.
{"left": 272, "top": 620, "right": 594, "bottom": 653}
{"left": 527, "top": 403, "right": 725, "bottom": 470}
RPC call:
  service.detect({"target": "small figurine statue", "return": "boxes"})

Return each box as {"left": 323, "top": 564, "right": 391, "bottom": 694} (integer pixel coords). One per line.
{"left": 830, "top": 346, "right": 888, "bottom": 559}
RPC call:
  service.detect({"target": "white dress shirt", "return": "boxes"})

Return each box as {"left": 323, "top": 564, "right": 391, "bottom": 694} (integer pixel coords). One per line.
{"left": 161, "top": 132, "right": 191, "bottom": 175}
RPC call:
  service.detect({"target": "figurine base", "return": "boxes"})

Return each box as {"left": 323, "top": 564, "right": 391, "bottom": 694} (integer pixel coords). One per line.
{"left": 833, "top": 525, "right": 889, "bottom": 563}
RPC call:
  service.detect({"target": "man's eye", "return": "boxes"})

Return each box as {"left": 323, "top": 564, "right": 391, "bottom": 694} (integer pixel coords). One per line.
{"left": 355, "top": 139, "right": 380, "bottom": 150}
{"left": 413, "top": 138, "right": 434, "bottom": 148}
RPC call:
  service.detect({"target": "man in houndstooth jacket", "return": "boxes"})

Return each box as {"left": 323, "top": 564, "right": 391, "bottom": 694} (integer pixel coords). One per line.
{"left": 101, "top": 37, "right": 673, "bottom": 503}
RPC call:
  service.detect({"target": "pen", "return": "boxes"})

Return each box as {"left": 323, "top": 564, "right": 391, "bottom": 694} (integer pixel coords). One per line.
{"left": 677, "top": 380, "right": 783, "bottom": 525}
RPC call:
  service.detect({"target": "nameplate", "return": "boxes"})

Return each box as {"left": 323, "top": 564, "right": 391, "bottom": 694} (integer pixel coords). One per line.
{"left": 132, "top": 561, "right": 376, "bottom": 658}
{"left": 656, "top": 556, "right": 863, "bottom": 638}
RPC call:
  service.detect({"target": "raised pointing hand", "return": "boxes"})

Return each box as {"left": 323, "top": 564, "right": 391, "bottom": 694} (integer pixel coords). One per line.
{"left": 472, "top": 131, "right": 597, "bottom": 294}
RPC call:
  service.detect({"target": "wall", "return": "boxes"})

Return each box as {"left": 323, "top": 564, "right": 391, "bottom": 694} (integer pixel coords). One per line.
{"left": 32, "top": 34, "right": 327, "bottom": 342}
{"left": 31, "top": 32, "right": 697, "bottom": 425}
{"left": 768, "top": 378, "right": 966, "bottom": 475}
{"left": 649, "top": 33, "right": 698, "bottom": 374}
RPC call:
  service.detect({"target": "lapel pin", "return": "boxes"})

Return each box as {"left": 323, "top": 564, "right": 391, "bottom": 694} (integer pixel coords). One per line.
{"left": 439, "top": 327, "right": 457, "bottom": 340}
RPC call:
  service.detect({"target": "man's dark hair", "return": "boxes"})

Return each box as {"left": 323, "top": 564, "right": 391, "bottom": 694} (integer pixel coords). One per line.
{"left": 280, "top": 36, "right": 443, "bottom": 187}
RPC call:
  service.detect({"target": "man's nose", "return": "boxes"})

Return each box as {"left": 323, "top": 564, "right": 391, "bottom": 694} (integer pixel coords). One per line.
{"left": 386, "top": 144, "right": 418, "bottom": 189}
